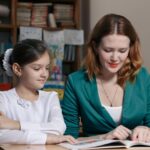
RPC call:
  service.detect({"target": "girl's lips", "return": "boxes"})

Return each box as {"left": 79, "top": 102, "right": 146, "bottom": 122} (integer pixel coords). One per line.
{"left": 108, "top": 63, "right": 119, "bottom": 68}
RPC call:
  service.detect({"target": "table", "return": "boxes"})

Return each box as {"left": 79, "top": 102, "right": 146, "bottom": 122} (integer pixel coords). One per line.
{"left": 1, "top": 144, "right": 150, "bottom": 150}
{"left": 0, "top": 144, "right": 66, "bottom": 150}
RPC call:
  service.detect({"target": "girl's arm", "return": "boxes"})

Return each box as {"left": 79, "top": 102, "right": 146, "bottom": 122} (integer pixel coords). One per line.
{"left": 18, "top": 93, "right": 66, "bottom": 135}
{"left": 0, "top": 92, "right": 66, "bottom": 135}
{"left": 0, "top": 130, "right": 47, "bottom": 144}
{"left": 0, "top": 129, "right": 76, "bottom": 144}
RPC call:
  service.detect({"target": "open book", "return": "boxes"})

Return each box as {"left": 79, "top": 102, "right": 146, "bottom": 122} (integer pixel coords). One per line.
{"left": 59, "top": 139, "right": 150, "bottom": 149}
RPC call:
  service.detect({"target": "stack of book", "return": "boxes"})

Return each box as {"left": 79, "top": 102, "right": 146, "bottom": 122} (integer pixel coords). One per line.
{"left": 31, "top": 3, "right": 50, "bottom": 27}
{"left": 64, "top": 45, "right": 76, "bottom": 62}
{"left": 53, "top": 4, "right": 74, "bottom": 27}
{"left": 17, "top": 2, "right": 32, "bottom": 26}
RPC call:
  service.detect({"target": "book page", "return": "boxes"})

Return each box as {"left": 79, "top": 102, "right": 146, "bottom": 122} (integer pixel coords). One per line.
{"left": 59, "top": 139, "right": 150, "bottom": 149}
{"left": 64, "top": 29, "right": 84, "bottom": 45}
{"left": 19, "top": 26, "right": 42, "bottom": 41}
{"left": 59, "top": 139, "right": 120, "bottom": 149}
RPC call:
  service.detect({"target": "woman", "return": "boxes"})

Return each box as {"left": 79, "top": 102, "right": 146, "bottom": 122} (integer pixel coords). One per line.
{"left": 61, "top": 14, "right": 150, "bottom": 142}
{"left": 0, "top": 39, "right": 76, "bottom": 144}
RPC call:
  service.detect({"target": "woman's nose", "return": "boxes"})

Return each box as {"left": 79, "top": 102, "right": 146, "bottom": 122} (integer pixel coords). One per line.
{"left": 110, "top": 52, "right": 118, "bottom": 61}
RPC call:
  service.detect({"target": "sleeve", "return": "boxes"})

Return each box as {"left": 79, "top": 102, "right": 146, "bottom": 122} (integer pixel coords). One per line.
{"left": 0, "top": 92, "right": 7, "bottom": 114}
{"left": 0, "top": 92, "right": 47, "bottom": 144}
{"left": 0, "top": 130, "right": 47, "bottom": 144}
{"left": 61, "top": 75, "right": 80, "bottom": 138}
{"left": 143, "top": 74, "right": 150, "bottom": 126}
{"left": 20, "top": 93, "right": 66, "bottom": 135}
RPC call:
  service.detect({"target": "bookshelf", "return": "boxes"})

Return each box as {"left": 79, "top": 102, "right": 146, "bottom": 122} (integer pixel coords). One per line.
{"left": 0, "top": 0, "right": 82, "bottom": 91}
{"left": 0, "top": 0, "right": 17, "bottom": 90}
{"left": 17, "top": 0, "right": 81, "bottom": 78}
{"left": 0, "top": 0, "right": 17, "bottom": 48}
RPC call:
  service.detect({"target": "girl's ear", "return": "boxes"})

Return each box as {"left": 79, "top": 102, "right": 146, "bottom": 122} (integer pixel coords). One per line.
{"left": 12, "top": 63, "right": 22, "bottom": 77}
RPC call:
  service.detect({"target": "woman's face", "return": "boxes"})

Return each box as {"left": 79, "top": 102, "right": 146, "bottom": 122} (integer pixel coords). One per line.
{"left": 97, "top": 34, "right": 130, "bottom": 75}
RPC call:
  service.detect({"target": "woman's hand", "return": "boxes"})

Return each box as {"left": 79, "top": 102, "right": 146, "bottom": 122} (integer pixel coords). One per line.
{"left": 0, "top": 111, "right": 20, "bottom": 130}
{"left": 104, "top": 125, "right": 132, "bottom": 140}
{"left": 46, "top": 134, "right": 77, "bottom": 144}
{"left": 131, "top": 126, "right": 150, "bottom": 142}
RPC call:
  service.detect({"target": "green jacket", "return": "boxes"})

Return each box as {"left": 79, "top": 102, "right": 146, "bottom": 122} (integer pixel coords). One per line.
{"left": 61, "top": 67, "right": 150, "bottom": 138}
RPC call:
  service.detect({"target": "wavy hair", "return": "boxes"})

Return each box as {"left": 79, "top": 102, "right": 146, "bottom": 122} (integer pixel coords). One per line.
{"left": 82, "top": 13, "right": 142, "bottom": 86}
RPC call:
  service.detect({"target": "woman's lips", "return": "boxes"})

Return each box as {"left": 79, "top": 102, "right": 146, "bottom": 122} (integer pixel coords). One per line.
{"left": 108, "top": 63, "right": 119, "bottom": 68}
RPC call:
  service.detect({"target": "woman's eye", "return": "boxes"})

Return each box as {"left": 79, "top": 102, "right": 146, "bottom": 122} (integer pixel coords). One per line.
{"left": 103, "top": 49, "right": 112, "bottom": 52}
{"left": 119, "top": 49, "right": 128, "bottom": 53}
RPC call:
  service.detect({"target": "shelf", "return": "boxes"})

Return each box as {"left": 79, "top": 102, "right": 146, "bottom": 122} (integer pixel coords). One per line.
{"left": 0, "top": 24, "right": 14, "bottom": 29}
{"left": 17, "top": 25, "right": 76, "bottom": 30}
{"left": 0, "top": 0, "right": 81, "bottom": 85}
{"left": 19, "top": 0, "right": 75, "bottom": 4}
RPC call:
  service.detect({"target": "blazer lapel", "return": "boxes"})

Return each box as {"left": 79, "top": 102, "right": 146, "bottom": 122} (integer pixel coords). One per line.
{"left": 121, "top": 81, "right": 134, "bottom": 126}
{"left": 87, "top": 77, "right": 117, "bottom": 129}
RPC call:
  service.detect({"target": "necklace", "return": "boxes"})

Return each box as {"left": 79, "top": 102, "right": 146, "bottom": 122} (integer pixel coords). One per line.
{"left": 100, "top": 78, "right": 118, "bottom": 107}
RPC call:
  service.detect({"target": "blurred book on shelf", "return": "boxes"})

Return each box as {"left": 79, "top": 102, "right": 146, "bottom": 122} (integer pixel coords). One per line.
{"left": 0, "top": 4, "right": 10, "bottom": 17}
{"left": 53, "top": 4, "right": 74, "bottom": 27}
{"left": 43, "top": 80, "right": 65, "bottom": 100}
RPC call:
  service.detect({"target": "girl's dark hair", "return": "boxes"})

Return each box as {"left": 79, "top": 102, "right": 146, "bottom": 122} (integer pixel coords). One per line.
{"left": 82, "top": 13, "right": 142, "bottom": 86}
{"left": 10, "top": 39, "right": 48, "bottom": 67}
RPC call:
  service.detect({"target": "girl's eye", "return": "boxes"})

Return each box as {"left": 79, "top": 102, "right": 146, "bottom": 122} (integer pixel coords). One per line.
{"left": 33, "top": 68, "right": 40, "bottom": 71}
{"left": 46, "top": 67, "right": 50, "bottom": 70}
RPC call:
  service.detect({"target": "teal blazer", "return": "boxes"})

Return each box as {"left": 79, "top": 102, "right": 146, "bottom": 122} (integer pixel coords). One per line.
{"left": 61, "top": 67, "right": 150, "bottom": 138}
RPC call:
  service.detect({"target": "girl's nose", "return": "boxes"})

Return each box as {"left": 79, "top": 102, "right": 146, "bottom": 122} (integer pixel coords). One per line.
{"left": 41, "top": 69, "right": 48, "bottom": 77}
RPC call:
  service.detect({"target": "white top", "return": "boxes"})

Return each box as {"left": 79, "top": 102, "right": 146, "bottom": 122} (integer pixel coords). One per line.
{"left": 0, "top": 88, "right": 66, "bottom": 144}
{"left": 102, "top": 104, "right": 122, "bottom": 124}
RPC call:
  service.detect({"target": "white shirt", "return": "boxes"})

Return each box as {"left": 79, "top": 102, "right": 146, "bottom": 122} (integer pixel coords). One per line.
{"left": 0, "top": 88, "right": 66, "bottom": 144}
{"left": 102, "top": 104, "right": 122, "bottom": 124}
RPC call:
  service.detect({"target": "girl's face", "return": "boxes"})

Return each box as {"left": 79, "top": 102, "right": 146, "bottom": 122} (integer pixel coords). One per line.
{"left": 19, "top": 51, "right": 50, "bottom": 90}
{"left": 97, "top": 34, "right": 130, "bottom": 76}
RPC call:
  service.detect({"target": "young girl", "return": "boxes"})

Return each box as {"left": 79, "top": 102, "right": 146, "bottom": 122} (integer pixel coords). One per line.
{"left": 0, "top": 39, "right": 76, "bottom": 144}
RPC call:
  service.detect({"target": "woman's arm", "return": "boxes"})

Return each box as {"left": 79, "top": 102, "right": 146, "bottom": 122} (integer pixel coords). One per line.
{"left": 61, "top": 75, "right": 80, "bottom": 138}
{"left": 78, "top": 125, "right": 132, "bottom": 141}
{"left": 130, "top": 74, "right": 150, "bottom": 142}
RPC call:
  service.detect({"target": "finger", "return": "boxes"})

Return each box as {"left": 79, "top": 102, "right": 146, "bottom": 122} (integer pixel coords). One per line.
{"left": 131, "top": 130, "right": 138, "bottom": 141}
{"left": 65, "top": 137, "right": 77, "bottom": 144}
{"left": 146, "top": 133, "right": 150, "bottom": 143}
{"left": 63, "top": 135, "right": 77, "bottom": 144}
{"left": 120, "top": 125, "right": 132, "bottom": 135}
{"left": 114, "top": 130, "right": 129, "bottom": 140}
{"left": 0, "top": 111, "right": 4, "bottom": 115}
{"left": 114, "top": 126, "right": 131, "bottom": 140}
{"left": 67, "top": 135, "right": 77, "bottom": 144}
{"left": 140, "top": 130, "right": 149, "bottom": 142}
{"left": 138, "top": 131, "right": 145, "bottom": 142}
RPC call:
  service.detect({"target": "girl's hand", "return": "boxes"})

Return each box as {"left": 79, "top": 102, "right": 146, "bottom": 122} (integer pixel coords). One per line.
{"left": 0, "top": 111, "right": 20, "bottom": 130}
{"left": 104, "top": 125, "right": 132, "bottom": 140}
{"left": 131, "top": 126, "right": 150, "bottom": 142}
{"left": 46, "top": 134, "right": 77, "bottom": 144}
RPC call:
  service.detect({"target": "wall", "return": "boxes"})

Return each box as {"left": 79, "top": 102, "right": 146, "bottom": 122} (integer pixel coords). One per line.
{"left": 88, "top": 0, "right": 150, "bottom": 71}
